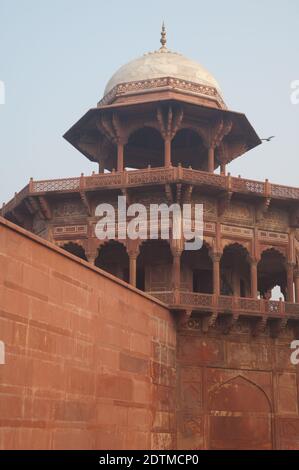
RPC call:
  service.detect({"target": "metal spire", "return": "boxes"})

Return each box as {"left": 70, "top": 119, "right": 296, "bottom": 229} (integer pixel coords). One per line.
{"left": 160, "top": 22, "right": 167, "bottom": 49}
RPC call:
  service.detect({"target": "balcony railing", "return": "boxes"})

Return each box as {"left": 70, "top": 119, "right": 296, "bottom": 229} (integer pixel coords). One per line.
{"left": 3, "top": 166, "right": 299, "bottom": 216}
{"left": 149, "top": 291, "right": 299, "bottom": 317}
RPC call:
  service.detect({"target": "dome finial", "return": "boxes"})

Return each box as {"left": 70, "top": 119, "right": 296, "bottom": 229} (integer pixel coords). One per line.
{"left": 160, "top": 21, "right": 167, "bottom": 49}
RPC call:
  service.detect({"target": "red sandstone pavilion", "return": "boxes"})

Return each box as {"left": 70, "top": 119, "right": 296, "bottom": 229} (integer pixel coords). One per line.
{"left": 1, "top": 25, "right": 299, "bottom": 450}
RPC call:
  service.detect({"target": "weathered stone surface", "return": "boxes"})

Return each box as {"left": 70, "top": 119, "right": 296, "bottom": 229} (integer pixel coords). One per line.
{"left": 0, "top": 217, "right": 176, "bottom": 450}
{"left": 1, "top": 217, "right": 299, "bottom": 450}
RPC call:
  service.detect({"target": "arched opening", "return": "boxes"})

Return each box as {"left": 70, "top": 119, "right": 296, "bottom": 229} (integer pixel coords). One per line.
{"left": 258, "top": 249, "right": 287, "bottom": 300}
{"left": 125, "top": 127, "right": 164, "bottom": 169}
{"left": 137, "top": 240, "right": 173, "bottom": 292}
{"left": 171, "top": 128, "right": 207, "bottom": 170}
{"left": 220, "top": 244, "right": 250, "bottom": 297}
{"left": 62, "top": 242, "right": 87, "bottom": 261}
{"left": 181, "top": 243, "right": 213, "bottom": 293}
{"left": 95, "top": 241, "right": 129, "bottom": 282}
{"left": 208, "top": 375, "right": 272, "bottom": 450}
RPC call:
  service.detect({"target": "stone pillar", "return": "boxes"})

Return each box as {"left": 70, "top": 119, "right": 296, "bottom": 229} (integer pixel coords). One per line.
{"left": 220, "top": 163, "right": 226, "bottom": 176}
{"left": 212, "top": 253, "right": 221, "bottom": 296}
{"left": 129, "top": 253, "right": 137, "bottom": 288}
{"left": 164, "top": 137, "right": 171, "bottom": 168}
{"left": 295, "top": 270, "right": 299, "bottom": 303}
{"left": 117, "top": 142, "right": 124, "bottom": 172}
{"left": 287, "top": 263, "right": 295, "bottom": 303}
{"left": 99, "top": 160, "right": 105, "bottom": 173}
{"left": 172, "top": 252, "right": 181, "bottom": 290}
{"left": 208, "top": 147, "right": 215, "bottom": 173}
{"left": 250, "top": 259, "right": 258, "bottom": 298}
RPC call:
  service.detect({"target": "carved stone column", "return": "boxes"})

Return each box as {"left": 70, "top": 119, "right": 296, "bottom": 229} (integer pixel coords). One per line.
{"left": 129, "top": 253, "right": 137, "bottom": 288}
{"left": 164, "top": 137, "right": 172, "bottom": 168}
{"left": 199, "top": 118, "right": 232, "bottom": 174}
{"left": 287, "top": 262, "right": 295, "bottom": 303}
{"left": 212, "top": 253, "right": 221, "bottom": 296}
{"left": 250, "top": 258, "right": 258, "bottom": 298}
{"left": 117, "top": 142, "right": 124, "bottom": 173}
{"left": 208, "top": 147, "right": 215, "bottom": 173}
{"left": 99, "top": 159, "right": 105, "bottom": 173}
{"left": 157, "top": 105, "right": 183, "bottom": 169}
{"left": 172, "top": 251, "right": 181, "bottom": 291}
{"left": 220, "top": 163, "right": 226, "bottom": 176}
{"left": 97, "top": 114, "right": 127, "bottom": 173}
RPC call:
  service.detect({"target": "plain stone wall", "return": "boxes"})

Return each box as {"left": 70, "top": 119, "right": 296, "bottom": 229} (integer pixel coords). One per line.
{"left": 0, "top": 217, "right": 176, "bottom": 450}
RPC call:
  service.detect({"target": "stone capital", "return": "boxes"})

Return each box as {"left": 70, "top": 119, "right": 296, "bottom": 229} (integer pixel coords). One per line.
{"left": 211, "top": 252, "right": 222, "bottom": 263}
{"left": 199, "top": 117, "right": 232, "bottom": 150}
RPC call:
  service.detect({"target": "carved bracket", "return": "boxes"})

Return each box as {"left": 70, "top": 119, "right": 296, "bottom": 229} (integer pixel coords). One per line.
{"left": 38, "top": 196, "right": 52, "bottom": 220}
{"left": 222, "top": 313, "right": 239, "bottom": 335}
{"left": 183, "top": 185, "right": 193, "bottom": 204}
{"left": 252, "top": 316, "right": 268, "bottom": 337}
{"left": 79, "top": 191, "right": 91, "bottom": 217}
{"left": 28, "top": 196, "right": 45, "bottom": 220}
{"left": 217, "top": 190, "right": 233, "bottom": 217}
{"left": 199, "top": 117, "right": 233, "bottom": 150}
{"left": 256, "top": 197, "right": 271, "bottom": 223}
{"left": 177, "top": 309, "right": 193, "bottom": 329}
{"left": 97, "top": 113, "right": 127, "bottom": 145}
{"left": 157, "top": 105, "right": 184, "bottom": 140}
{"left": 202, "top": 310, "right": 218, "bottom": 333}
{"left": 269, "top": 317, "right": 289, "bottom": 339}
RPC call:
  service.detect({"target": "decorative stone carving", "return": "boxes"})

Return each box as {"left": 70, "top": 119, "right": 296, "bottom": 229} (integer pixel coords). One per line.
{"left": 223, "top": 201, "right": 254, "bottom": 225}
{"left": 258, "top": 230, "right": 288, "bottom": 243}
{"left": 221, "top": 224, "right": 253, "bottom": 239}
{"left": 260, "top": 208, "right": 289, "bottom": 231}
{"left": 53, "top": 225, "right": 88, "bottom": 238}
{"left": 53, "top": 201, "right": 87, "bottom": 218}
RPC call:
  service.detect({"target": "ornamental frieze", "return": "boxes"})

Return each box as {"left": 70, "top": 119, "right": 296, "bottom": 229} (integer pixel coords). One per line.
{"left": 53, "top": 201, "right": 87, "bottom": 218}
{"left": 220, "top": 225, "right": 253, "bottom": 239}
{"left": 222, "top": 201, "right": 254, "bottom": 225}
{"left": 192, "top": 195, "right": 217, "bottom": 219}
{"left": 258, "top": 230, "right": 288, "bottom": 244}
{"left": 53, "top": 225, "right": 88, "bottom": 238}
{"left": 259, "top": 208, "right": 289, "bottom": 231}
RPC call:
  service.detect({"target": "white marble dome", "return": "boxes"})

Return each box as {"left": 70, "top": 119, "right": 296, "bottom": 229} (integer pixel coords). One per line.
{"left": 104, "top": 47, "right": 222, "bottom": 97}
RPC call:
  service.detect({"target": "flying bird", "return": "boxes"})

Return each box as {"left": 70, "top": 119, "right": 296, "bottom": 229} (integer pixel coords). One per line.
{"left": 261, "top": 136, "right": 275, "bottom": 142}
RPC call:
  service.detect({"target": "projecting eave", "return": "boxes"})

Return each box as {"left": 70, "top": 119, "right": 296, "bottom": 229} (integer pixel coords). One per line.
{"left": 63, "top": 108, "right": 101, "bottom": 162}
{"left": 63, "top": 97, "right": 261, "bottom": 166}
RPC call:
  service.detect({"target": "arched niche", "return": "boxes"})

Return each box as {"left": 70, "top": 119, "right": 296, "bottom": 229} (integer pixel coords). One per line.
{"left": 208, "top": 375, "right": 273, "bottom": 450}
{"left": 95, "top": 240, "right": 129, "bottom": 282}
{"left": 181, "top": 242, "right": 213, "bottom": 293}
{"left": 258, "top": 248, "right": 287, "bottom": 300}
{"left": 137, "top": 239, "right": 173, "bottom": 292}
{"left": 220, "top": 243, "right": 251, "bottom": 297}
{"left": 171, "top": 128, "right": 207, "bottom": 169}
{"left": 62, "top": 242, "right": 87, "bottom": 261}
{"left": 125, "top": 127, "right": 164, "bottom": 169}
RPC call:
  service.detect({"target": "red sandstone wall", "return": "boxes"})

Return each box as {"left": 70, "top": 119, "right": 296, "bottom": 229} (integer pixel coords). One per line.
{"left": 0, "top": 217, "right": 176, "bottom": 450}
{"left": 177, "top": 321, "right": 299, "bottom": 450}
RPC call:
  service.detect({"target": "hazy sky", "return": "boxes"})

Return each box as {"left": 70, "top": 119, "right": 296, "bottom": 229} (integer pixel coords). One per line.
{"left": 0, "top": 0, "right": 298, "bottom": 204}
